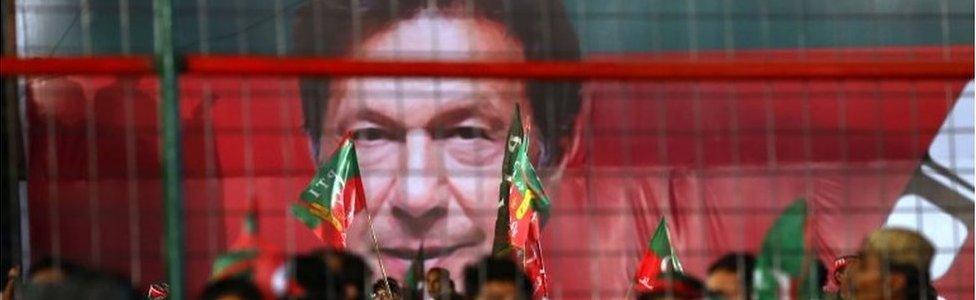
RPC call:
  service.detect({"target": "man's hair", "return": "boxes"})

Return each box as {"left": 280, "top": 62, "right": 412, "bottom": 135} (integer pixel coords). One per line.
{"left": 462, "top": 257, "right": 533, "bottom": 300}
{"left": 863, "top": 228, "right": 937, "bottom": 300}
{"left": 427, "top": 267, "right": 449, "bottom": 278}
{"left": 27, "top": 257, "right": 82, "bottom": 279}
{"left": 372, "top": 277, "right": 402, "bottom": 296}
{"left": 288, "top": 253, "right": 344, "bottom": 299}
{"left": 311, "top": 248, "right": 373, "bottom": 298}
{"left": 22, "top": 258, "right": 139, "bottom": 300}
{"left": 293, "top": 0, "right": 582, "bottom": 166}
{"left": 707, "top": 252, "right": 756, "bottom": 297}
{"left": 200, "top": 278, "right": 263, "bottom": 300}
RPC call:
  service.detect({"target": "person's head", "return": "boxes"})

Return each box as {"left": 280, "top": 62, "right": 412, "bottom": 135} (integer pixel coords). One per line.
{"left": 426, "top": 267, "right": 453, "bottom": 299}
{"left": 843, "top": 228, "right": 936, "bottom": 300}
{"left": 705, "top": 253, "right": 755, "bottom": 300}
{"left": 275, "top": 253, "right": 344, "bottom": 300}
{"left": 635, "top": 272, "right": 705, "bottom": 300}
{"left": 19, "top": 258, "right": 137, "bottom": 300}
{"left": 371, "top": 277, "right": 402, "bottom": 300}
{"left": 293, "top": 0, "right": 582, "bottom": 283}
{"left": 26, "top": 258, "right": 79, "bottom": 285}
{"left": 463, "top": 257, "right": 532, "bottom": 300}
{"left": 201, "top": 278, "right": 263, "bottom": 300}
{"left": 311, "top": 249, "right": 373, "bottom": 300}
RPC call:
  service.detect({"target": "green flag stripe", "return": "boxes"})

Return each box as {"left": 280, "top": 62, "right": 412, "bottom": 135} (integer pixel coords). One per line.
{"left": 492, "top": 106, "right": 525, "bottom": 256}
{"left": 300, "top": 140, "right": 361, "bottom": 206}
{"left": 649, "top": 219, "right": 671, "bottom": 256}
{"left": 404, "top": 246, "right": 425, "bottom": 291}
{"left": 753, "top": 199, "right": 820, "bottom": 298}
{"left": 512, "top": 139, "right": 551, "bottom": 216}
{"left": 212, "top": 248, "right": 258, "bottom": 276}
{"left": 244, "top": 210, "right": 257, "bottom": 234}
{"left": 291, "top": 203, "right": 322, "bottom": 229}
{"left": 757, "top": 200, "right": 807, "bottom": 274}
{"left": 648, "top": 218, "right": 682, "bottom": 272}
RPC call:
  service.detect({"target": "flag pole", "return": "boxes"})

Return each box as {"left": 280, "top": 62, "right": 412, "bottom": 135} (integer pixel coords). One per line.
{"left": 364, "top": 210, "right": 394, "bottom": 297}
{"left": 342, "top": 135, "right": 393, "bottom": 297}
{"left": 624, "top": 265, "right": 637, "bottom": 300}
{"left": 663, "top": 219, "right": 683, "bottom": 273}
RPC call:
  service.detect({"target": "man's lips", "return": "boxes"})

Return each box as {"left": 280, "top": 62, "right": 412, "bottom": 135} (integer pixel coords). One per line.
{"left": 378, "top": 241, "right": 481, "bottom": 260}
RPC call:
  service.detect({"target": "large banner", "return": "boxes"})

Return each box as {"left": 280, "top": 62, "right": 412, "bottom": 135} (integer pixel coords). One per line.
{"left": 18, "top": 1, "right": 974, "bottom": 298}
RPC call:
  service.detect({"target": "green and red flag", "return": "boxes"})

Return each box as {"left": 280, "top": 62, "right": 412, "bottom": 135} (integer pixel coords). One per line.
{"left": 491, "top": 106, "right": 525, "bottom": 257}
{"left": 752, "top": 199, "right": 822, "bottom": 299}
{"left": 211, "top": 199, "right": 261, "bottom": 280}
{"left": 507, "top": 133, "right": 551, "bottom": 250}
{"left": 211, "top": 198, "right": 283, "bottom": 298}
{"left": 292, "top": 135, "right": 367, "bottom": 248}
{"left": 491, "top": 106, "right": 553, "bottom": 254}
{"left": 634, "top": 218, "right": 684, "bottom": 292}
{"left": 491, "top": 106, "right": 553, "bottom": 299}
{"left": 403, "top": 244, "right": 426, "bottom": 300}
{"left": 522, "top": 219, "right": 551, "bottom": 299}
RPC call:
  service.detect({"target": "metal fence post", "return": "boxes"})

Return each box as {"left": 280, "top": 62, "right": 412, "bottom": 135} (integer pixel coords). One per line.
{"left": 154, "top": 0, "right": 184, "bottom": 298}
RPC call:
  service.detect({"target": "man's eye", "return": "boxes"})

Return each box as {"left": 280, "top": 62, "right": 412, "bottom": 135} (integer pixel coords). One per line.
{"left": 436, "top": 126, "right": 491, "bottom": 140}
{"left": 351, "top": 128, "right": 399, "bottom": 141}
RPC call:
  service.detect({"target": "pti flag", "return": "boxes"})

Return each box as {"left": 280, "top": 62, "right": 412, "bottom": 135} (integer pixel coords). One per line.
{"left": 211, "top": 198, "right": 283, "bottom": 298}
{"left": 752, "top": 199, "right": 822, "bottom": 299}
{"left": 522, "top": 218, "right": 551, "bottom": 299}
{"left": 634, "top": 218, "right": 683, "bottom": 292}
{"left": 292, "top": 135, "right": 367, "bottom": 248}
{"left": 403, "top": 245, "right": 426, "bottom": 300}
{"left": 491, "top": 105, "right": 525, "bottom": 257}
{"left": 491, "top": 106, "right": 553, "bottom": 299}
{"left": 211, "top": 199, "right": 260, "bottom": 279}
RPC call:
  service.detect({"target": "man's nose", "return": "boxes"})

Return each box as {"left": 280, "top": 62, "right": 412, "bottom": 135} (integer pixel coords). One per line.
{"left": 392, "top": 130, "right": 448, "bottom": 235}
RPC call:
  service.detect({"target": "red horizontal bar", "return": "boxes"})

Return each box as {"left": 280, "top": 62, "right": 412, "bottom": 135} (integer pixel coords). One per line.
{"left": 2, "top": 55, "right": 972, "bottom": 79}
{"left": 186, "top": 55, "right": 973, "bottom": 80}
{"left": 0, "top": 56, "right": 154, "bottom": 75}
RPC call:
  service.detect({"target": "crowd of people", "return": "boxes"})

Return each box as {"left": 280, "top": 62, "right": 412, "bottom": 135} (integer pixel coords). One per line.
{"left": 0, "top": 227, "right": 942, "bottom": 299}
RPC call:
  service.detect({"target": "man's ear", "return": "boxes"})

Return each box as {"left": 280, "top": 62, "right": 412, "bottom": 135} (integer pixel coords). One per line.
{"left": 887, "top": 272, "right": 908, "bottom": 294}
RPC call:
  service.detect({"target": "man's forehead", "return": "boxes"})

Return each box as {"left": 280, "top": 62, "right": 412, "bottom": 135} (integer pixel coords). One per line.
{"left": 339, "top": 77, "right": 522, "bottom": 99}
{"left": 325, "top": 11, "right": 529, "bottom": 127}
{"left": 328, "top": 77, "right": 519, "bottom": 126}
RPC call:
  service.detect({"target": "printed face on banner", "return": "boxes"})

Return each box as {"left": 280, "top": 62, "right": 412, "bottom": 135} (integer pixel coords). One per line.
{"left": 318, "top": 14, "right": 532, "bottom": 280}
